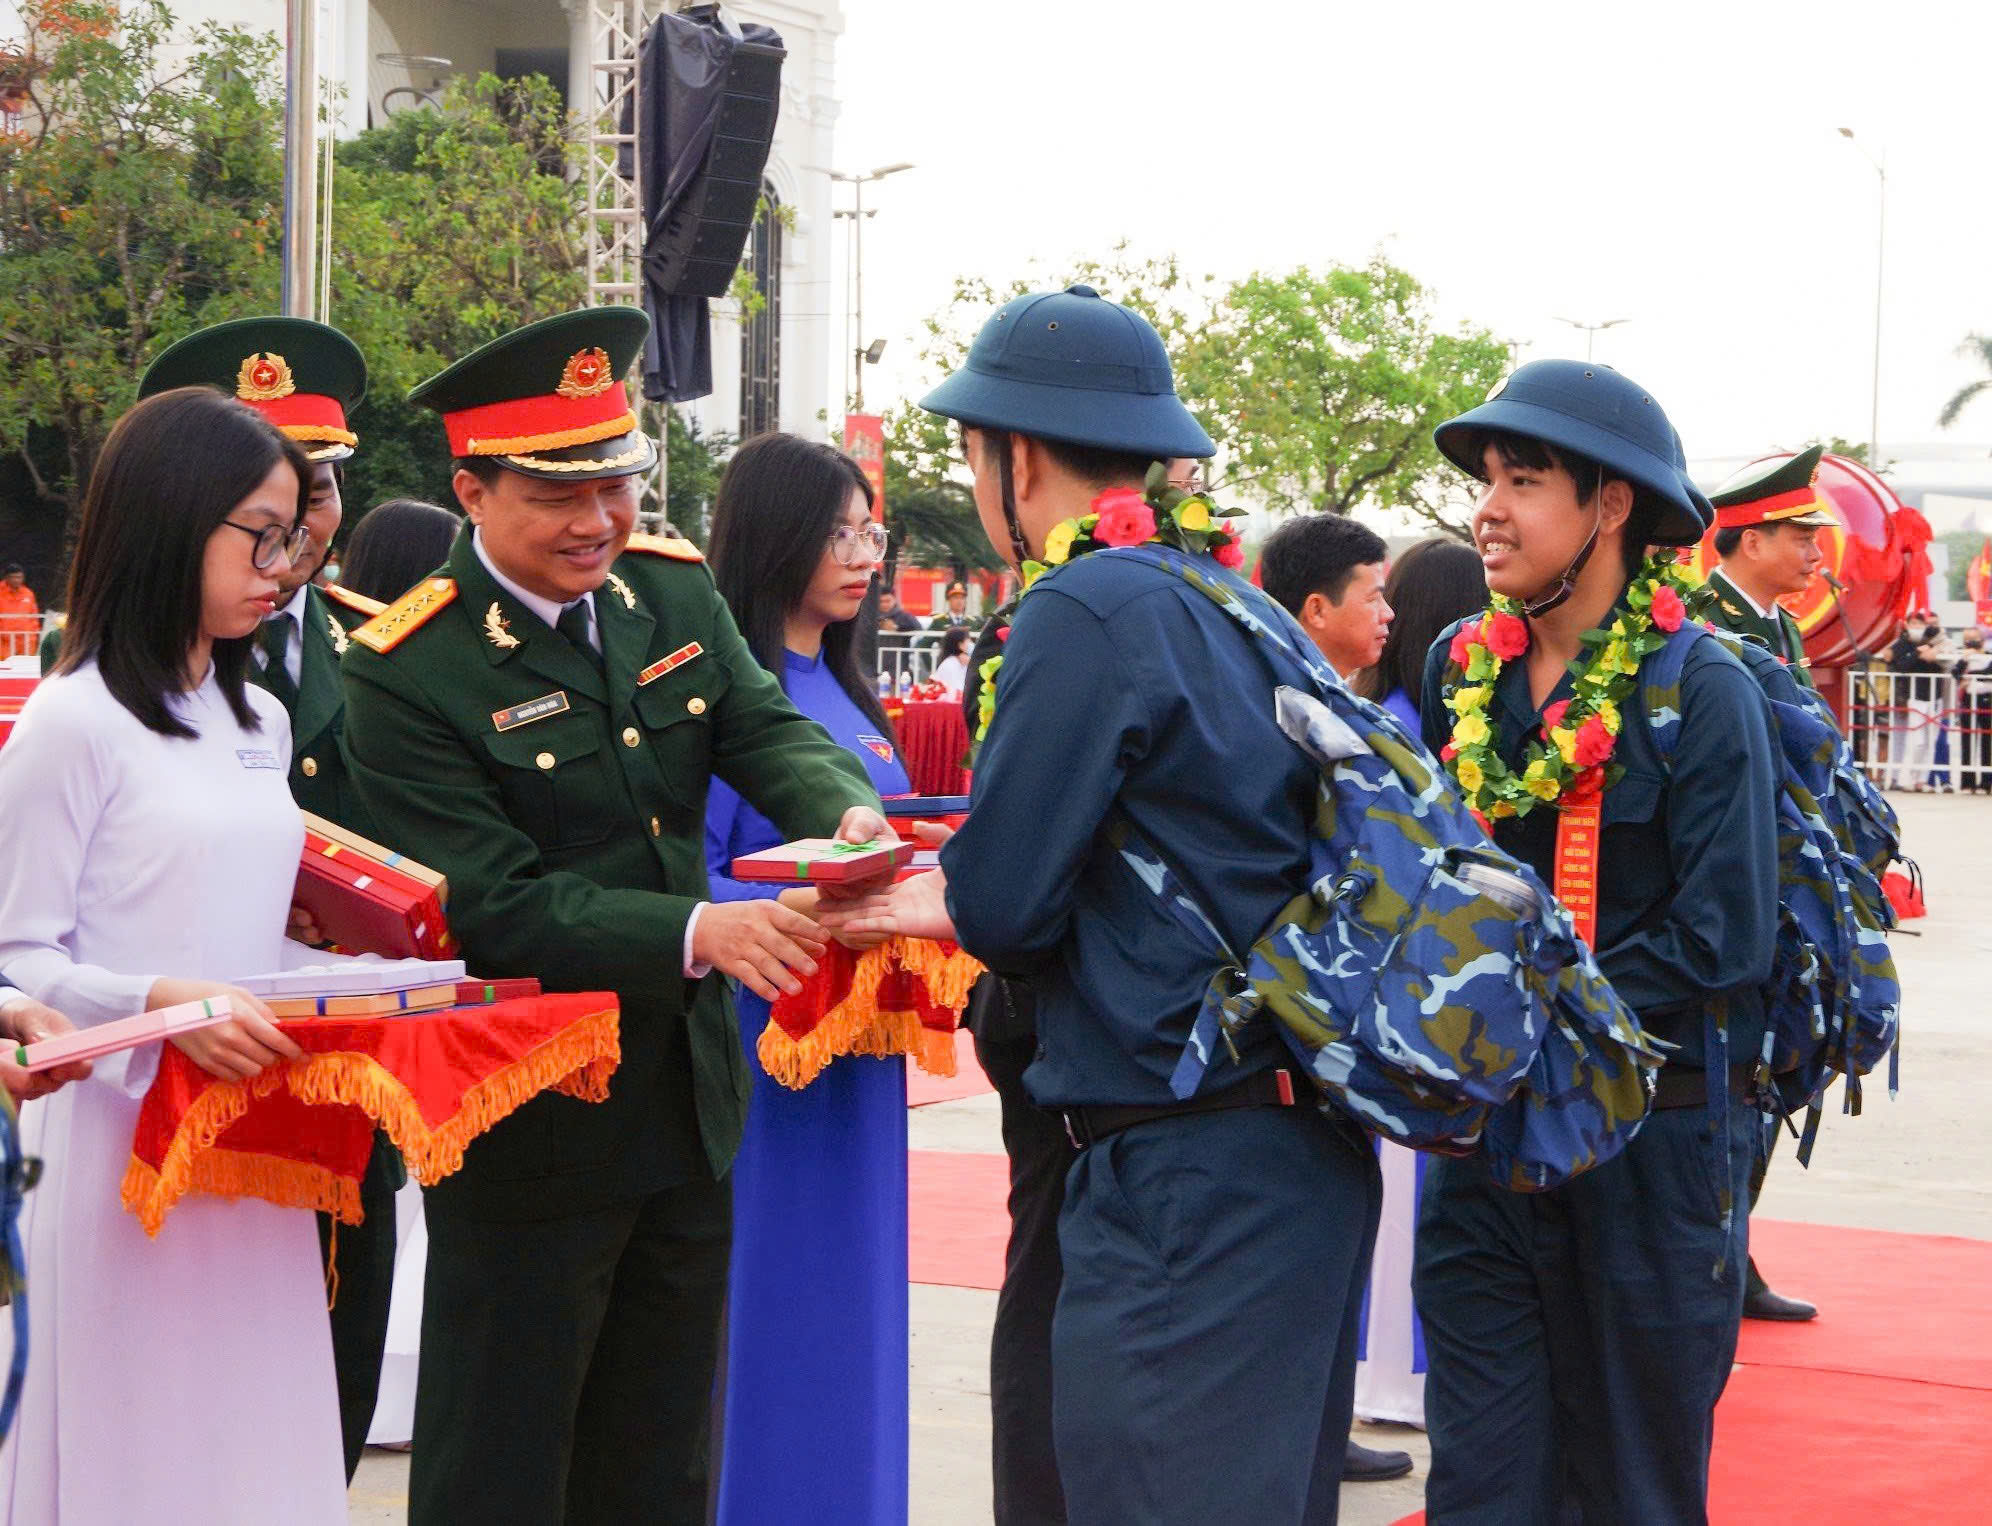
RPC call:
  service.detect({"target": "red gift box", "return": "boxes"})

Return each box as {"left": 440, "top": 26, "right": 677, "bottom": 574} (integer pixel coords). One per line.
{"left": 730, "top": 838, "right": 915, "bottom": 884}
{"left": 454, "top": 977, "right": 542, "bottom": 1006}
{"left": 294, "top": 816, "right": 454, "bottom": 959}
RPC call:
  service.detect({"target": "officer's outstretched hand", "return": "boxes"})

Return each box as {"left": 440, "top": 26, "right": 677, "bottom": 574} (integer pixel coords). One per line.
{"left": 694, "top": 901, "right": 827, "bottom": 1002}
{"left": 815, "top": 869, "right": 956, "bottom": 944}
{"left": 817, "top": 805, "right": 901, "bottom": 899}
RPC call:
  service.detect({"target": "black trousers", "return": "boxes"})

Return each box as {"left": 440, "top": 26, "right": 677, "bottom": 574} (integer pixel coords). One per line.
{"left": 315, "top": 1134, "right": 401, "bottom": 1482}
{"left": 409, "top": 1173, "right": 732, "bottom": 1525}
{"left": 972, "top": 1023, "right": 1071, "bottom": 1526}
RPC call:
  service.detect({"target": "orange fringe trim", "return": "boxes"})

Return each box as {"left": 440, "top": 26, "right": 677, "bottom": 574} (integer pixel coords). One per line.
{"left": 120, "top": 1006, "right": 620, "bottom": 1237}
{"left": 756, "top": 938, "right": 982, "bottom": 1092}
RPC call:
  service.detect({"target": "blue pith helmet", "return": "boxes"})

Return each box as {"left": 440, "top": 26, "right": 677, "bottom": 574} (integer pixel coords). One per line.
{"left": 920, "top": 284, "right": 1215, "bottom": 460}
{"left": 1434, "top": 360, "right": 1712, "bottom": 545}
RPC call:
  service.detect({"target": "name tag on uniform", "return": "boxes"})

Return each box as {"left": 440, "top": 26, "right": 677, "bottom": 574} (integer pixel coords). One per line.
{"left": 236, "top": 748, "right": 282, "bottom": 770}
{"left": 638, "top": 642, "right": 704, "bottom": 686}
{"left": 492, "top": 691, "right": 572, "bottom": 732}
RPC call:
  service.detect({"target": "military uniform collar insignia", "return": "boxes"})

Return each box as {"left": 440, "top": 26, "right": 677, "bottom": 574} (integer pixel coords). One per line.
{"left": 606, "top": 572, "right": 637, "bottom": 611}
{"left": 326, "top": 608, "right": 349, "bottom": 655}
{"left": 484, "top": 601, "right": 521, "bottom": 650}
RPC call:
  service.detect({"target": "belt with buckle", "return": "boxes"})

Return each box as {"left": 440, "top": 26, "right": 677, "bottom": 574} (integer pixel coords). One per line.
{"left": 1062, "top": 1068, "right": 1298, "bottom": 1150}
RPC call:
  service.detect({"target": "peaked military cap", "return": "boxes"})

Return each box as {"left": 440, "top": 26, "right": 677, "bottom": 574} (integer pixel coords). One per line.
{"left": 409, "top": 307, "right": 656, "bottom": 482}
{"left": 1709, "top": 445, "right": 1837, "bottom": 531}
{"left": 139, "top": 316, "right": 367, "bottom": 462}
{"left": 920, "top": 284, "right": 1215, "bottom": 460}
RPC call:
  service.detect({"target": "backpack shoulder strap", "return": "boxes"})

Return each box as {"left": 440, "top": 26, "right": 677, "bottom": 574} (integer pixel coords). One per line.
{"left": 1641, "top": 623, "right": 1717, "bottom": 768}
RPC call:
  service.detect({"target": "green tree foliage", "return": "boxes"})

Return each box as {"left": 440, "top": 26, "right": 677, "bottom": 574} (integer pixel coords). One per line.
{"left": 0, "top": 1, "right": 282, "bottom": 531}
{"left": 660, "top": 407, "right": 731, "bottom": 549}
{"left": 1175, "top": 258, "right": 1510, "bottom": 529}
{"left": 1938, "top": 334, "right": 1992, "bottom": 432}
{"left": 329, "top": 72, "right": 586, "bottom": 520}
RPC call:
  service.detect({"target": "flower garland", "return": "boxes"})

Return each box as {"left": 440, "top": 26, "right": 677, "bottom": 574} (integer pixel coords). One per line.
{"left": 1441, "top": 550, "right": 1700, "bottom": 819}
{"left": 973, "top": 462, "right": 1247, "bottom": 744}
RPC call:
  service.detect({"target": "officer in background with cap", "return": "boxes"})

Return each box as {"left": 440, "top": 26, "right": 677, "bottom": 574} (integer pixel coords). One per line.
{"left": 1417, "top": 361, "right": 1778, "bottom": 1522}
{"left": 928, "top": 580, "right": 972, "bottom": 632}
{"left": 136, "top": 316, "right": 396, "bottom": 1481}
{"left": 339, "top": 307, "right": 887, "bottom": 1525}
{"left": 1703, "top": 446, "right": 1837, "bottom": 1324}
{"left": 818, "top": 284, "right": 1385, "bottom": 1524}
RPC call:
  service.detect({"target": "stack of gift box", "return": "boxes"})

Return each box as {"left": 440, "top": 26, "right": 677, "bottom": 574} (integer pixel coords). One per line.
{"left": 293, "top": 812, "right": 456, "bottom": 959}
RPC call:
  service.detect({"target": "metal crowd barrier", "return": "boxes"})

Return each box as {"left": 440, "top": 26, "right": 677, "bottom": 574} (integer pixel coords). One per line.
{"left": 875, "top": 631, "right": 944, "bottom": 699}
{"left": 1844, "top": 671, "right": 1992, "bottom": 793}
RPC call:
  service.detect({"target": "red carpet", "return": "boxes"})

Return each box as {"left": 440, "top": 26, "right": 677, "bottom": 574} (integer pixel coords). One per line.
{"left": 905, "top": 1029, "right": 993, "bottom": 1107}
{"left": 902, "top": 1143, "right": 1992, "bottom": 1521}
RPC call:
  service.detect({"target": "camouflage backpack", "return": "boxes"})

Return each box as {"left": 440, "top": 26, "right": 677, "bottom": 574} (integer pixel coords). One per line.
{"left": 1642, "top": 624, "right": 1902, "bottom": 1160}
{"left": 1111, "top": 545, "right": 1664, "bottom": 1191}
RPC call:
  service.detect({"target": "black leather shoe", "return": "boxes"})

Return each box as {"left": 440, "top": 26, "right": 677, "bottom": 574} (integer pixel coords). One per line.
{"left": 1344, "top": 1439, "right": 1414, "bottom": 1481}
{"left": 1743, "top": 1284, "right": 1818, "bottom": 1321}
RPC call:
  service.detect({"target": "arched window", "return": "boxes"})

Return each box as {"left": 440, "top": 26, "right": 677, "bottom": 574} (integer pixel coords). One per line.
{"left": 739, "top": 184, "right": 782, "bottom": 439}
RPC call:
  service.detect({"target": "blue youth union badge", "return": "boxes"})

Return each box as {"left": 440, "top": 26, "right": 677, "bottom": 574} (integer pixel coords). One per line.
{"left": 857, "top": 734, "right": 895, "bottom": 765}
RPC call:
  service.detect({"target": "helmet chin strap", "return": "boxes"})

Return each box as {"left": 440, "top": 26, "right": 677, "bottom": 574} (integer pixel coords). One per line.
{"left": 994, "top": 430, "right": 1033, "bottom": 568}
{"left": 1522, "top": 503, "right": 1605, "bottom": 620}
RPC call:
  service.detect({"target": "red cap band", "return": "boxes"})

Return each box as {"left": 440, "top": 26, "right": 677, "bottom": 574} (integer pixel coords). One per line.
{"left": 252, "top": 391, "right": 356, "bottom": 446}
{"left": 442, "top": 385, "right": 637, "bottom": 458}
{"left": 1714, "top": 487, "right": 1821, "bottom": 530}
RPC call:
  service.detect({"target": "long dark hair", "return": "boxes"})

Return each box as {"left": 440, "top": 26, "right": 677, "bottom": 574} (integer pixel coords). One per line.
{"left": 707, "top": 432, "right": 895, "bottom": 739}
{"left": 59, "top": 388, "right": 309, "bottom": 738}
{"left": 1356, "top": 536, "right": 1488, "bottom": 706}
{"left": 340, "top": 499, "right": 463, "bottom": 603}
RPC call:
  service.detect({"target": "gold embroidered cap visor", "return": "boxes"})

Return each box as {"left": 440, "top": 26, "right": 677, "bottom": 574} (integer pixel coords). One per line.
{"left": 409, "top": 306, "right": 658, "bottom": 482}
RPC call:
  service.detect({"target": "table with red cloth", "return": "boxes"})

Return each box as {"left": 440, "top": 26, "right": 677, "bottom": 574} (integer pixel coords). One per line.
{"left": 121, "top": 992, "right": 619, "bottom": 1236}
{"left": 893, "top": 700, "right": 971, "bottom": 796}
{"left": 758, "top": 936, "right": 982, "bottom": 1090}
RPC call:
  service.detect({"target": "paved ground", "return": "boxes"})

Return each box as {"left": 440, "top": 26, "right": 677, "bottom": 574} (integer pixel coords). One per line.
{"left": 351, "top": 791, "right": 1985, "bottom": 1524}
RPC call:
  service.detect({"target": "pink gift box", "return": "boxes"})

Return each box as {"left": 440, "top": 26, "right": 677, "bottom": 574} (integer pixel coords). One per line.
{"left": 14, "top": 994, "right": 243, "bottom": 1073}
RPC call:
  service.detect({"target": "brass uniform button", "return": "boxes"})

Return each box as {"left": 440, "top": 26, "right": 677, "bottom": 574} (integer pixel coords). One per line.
{"left": 686, "top": 696, "right": 707, "bottom": 716}
{"left": 536, "top": 751, "right": 556, "bottom": 771}
{"left": 649, "top": 816, "right": 662, "bottom": 837}
{"left": 622, "top": 727, "right": 640, "bottom": 748}
{"left": 301, "top": 757, "right": 318, "bottom": 778}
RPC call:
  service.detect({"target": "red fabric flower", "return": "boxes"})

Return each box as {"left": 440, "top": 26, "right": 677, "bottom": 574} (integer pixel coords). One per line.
{"left": 1440, "top": 741, "right": 1459, "bottom": 762}
{"left": 1213, "top": 524, "right": 1246, "bottom": 570}
{"left": 1573, "top": 715, "right": 1616, "bottom": 768}
{"left": 996, "top": 626, "right": 1011, "bottom": 643}
{"left": 1090, "top": 489, "right": 1157, "bottom": 548}
{"left": 1564, "top": 765, "right": 1606, "bottom": 806}
{"left": 1447, "top": 623, "right": 1478, "bottom": 668}
{"left": 1484, "top": 611, "right": 1530, "bottom": 661}
{"left": 1541, "top": 699, "right": 1570, "bottom": 731}
{"left": 1650, "top": 585, "right": 1685, "bottom": 632}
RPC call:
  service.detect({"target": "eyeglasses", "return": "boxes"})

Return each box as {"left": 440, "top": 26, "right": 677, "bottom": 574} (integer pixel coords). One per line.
{"left": 221, "top": 520, "right": 313, "bottom": 572}
{"left": 829, "top": 523, "right": 889, "bottom": 566}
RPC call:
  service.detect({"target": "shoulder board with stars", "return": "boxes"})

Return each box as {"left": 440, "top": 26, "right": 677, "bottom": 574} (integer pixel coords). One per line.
{"left": 351, "top": 577, "right": 458, "bottom": 654}
{"left": 322, "top": 582, "right": 388, "bottom": 620}
{"left": 624, "top": 533, "right": 704, "bottom": 563}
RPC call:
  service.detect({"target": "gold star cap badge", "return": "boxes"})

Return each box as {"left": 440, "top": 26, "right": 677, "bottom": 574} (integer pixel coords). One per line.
{"left": 556, "top": 347, "right": 616, "bottom": 399}
{"left": 237, "top": 352, "right": 297, "bottom": 402}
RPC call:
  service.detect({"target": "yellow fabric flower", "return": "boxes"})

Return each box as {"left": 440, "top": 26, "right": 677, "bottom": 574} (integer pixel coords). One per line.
{"left": 1042, "top": 520, "right": 1079, "bottom": 566}
{"left": 1551, "top": 726, "right": 1579, "bottom": 765}
{"left": 1453, "top": 712, "right": 1490, "bottom": 748}
{"left": 1455, "top": 756, "right": 1486, "bottom": 793}
{"left": 1522, "top": 757, "right": 1561, "bottom": 801}
{"left": 1489, "top": 799, "right": 1519, "bottom": 819}
{"left": 1594, "top": 699, "right": 1622, "bottom": 735}
{"left": 1601, "top": 639, "right": 1633, "bottom": 674}
{"left": 1176, "top": 498, "right": 1212, "bottom": 532}
{"left": 1451, "top": 685, "right": 1491, "bottom": 714}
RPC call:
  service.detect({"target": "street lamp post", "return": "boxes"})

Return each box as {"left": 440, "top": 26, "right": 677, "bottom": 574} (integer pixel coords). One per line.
{"left": 281, "top": 0, "right": 318, "bottom": 318}
{"left": 1840, "top": 128, "right": 1886, "bottom": 468}
{"left": 829, "top": 163, "right": 914, "bottom": 412}
{"left": 1553, "top": 316, "right": 1630, "bottom": 363}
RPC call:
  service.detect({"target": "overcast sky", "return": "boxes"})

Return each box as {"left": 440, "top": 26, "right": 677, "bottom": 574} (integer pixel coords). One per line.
{"left": 826, "top": 0, "right": 1992, "bottom": 477}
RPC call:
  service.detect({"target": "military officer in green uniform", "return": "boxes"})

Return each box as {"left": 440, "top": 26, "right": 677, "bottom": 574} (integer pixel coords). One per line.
{"left": 134, "top": 317, "right": 401, "bottom": 1478}
{"left": 338, "top": 307, "right": 887, "bottom": 1526}
{"left": 1702, "top": 445, "right": 1837, "bottom": 1323}
{"left": 1704, "top": 445, "right": 1833, "bottom": 689}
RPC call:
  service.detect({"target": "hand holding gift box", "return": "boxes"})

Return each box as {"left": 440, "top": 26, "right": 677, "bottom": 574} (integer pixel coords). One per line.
{"left": 292, "top": 811, "right": 454, "bottom": 959}
{"left": 729, "top": 837, "right": 915, "bottom": 885}
{"left": 16, "top": 993, "right": 247, "bottom": 1074}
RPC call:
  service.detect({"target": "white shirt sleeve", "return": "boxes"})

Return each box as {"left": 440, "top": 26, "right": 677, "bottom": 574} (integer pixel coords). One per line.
{"left": 0, "top": 682, "right": 156, "bottom": 1029}
{"left": 682, "top": 903, "right": 712, "bottom": 978}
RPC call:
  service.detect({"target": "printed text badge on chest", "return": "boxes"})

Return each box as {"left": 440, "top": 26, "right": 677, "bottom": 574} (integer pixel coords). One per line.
{"left": 491, "top": 691, "right": 573, "bottom": 732}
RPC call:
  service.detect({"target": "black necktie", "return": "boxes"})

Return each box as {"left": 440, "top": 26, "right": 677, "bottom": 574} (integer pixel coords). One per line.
{"left": 259, "top": 616, "right": 298, "bottom": 712}
{"left": 557, "top": 600, "right": 603, "bottom": 674}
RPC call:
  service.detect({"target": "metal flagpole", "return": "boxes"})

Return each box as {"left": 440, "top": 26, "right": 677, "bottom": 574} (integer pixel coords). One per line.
{"left": 281, "top": 0, "right": 318, "bottom": 318}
